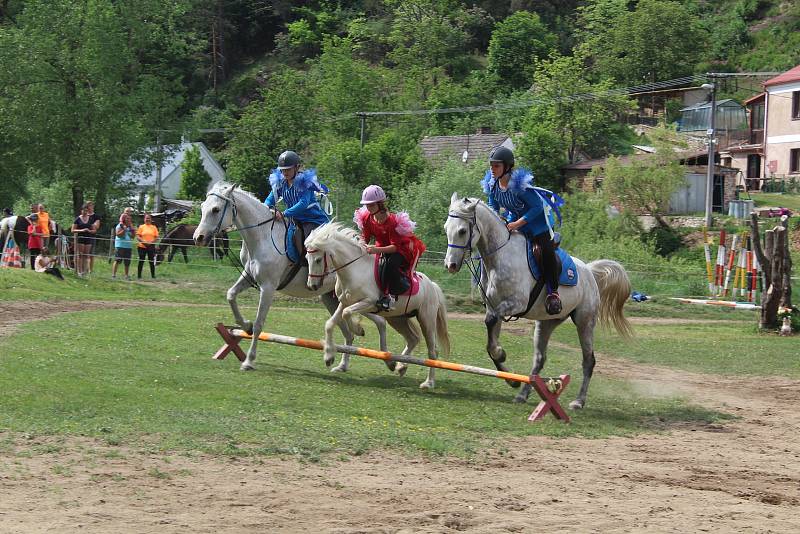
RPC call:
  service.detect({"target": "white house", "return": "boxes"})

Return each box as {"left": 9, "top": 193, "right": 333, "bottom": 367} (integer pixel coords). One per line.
{"left": 119, "top": 141, "right": 226, "bottom": 203}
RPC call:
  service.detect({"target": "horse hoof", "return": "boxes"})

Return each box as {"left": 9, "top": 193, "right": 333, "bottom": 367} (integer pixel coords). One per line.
{"left": 385, "top": 361, "right": 397, "bottom": 372}
{"left": 569, "top": 400, "right": 585, "bottom": 410}
{"left": 240, "top": 364, "right": 255, "bottom": 372}
{"left": 419, "top": 380, "right": 435, "bottom": 389}
{"left": 512, "top": 394, "right": 528, "bottom": 404}
{"left": 330, "top": 365, "right": 347, "bottom": 373}
{"left": 396, "top": 364, "right": 408, "bottom": 377}
{"left": 505, "top": 379, "right": 521, "bottom": 389}
{"left": 242, "top": 322, "right": 254, "bottom": 335}
{"left": 353, "top": 326, "right": 365, "bottom": 337}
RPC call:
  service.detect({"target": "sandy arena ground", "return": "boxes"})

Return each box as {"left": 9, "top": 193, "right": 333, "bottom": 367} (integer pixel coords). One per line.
{"left": 1, "top": 301, "right": 798, "bottom": 533}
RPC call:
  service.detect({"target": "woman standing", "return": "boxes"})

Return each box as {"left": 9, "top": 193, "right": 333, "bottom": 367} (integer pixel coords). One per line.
{"left": 135, "top": 213, "right": 159, "bottom": 279}
{"left": 71, "top": 203, "right": 95, "bottom": 277}
{"left": 112, "top": 212, "right": 136, "bottom": 280}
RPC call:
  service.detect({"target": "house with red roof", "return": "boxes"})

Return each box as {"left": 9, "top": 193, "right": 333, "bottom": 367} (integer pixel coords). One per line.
{"left": 762, "top": 64, "right": 800, "bottom": 181}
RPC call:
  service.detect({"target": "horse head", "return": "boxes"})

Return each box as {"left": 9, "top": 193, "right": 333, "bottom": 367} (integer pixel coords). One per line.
{"left": 194, "top": 183, "right": 237, "bottom": 246}
{"left": 304, "top": 222, "right": 365, "bottom": 291}
{"left": 444, "top": 193, "right": 483, "bottom": 273}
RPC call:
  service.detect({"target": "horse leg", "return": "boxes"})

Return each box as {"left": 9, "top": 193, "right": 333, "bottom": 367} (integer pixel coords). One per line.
{"left": 181, "top": 245, "right": 189, "bottom": 263}
{"left": 241, "top": 283, "right": 275, "bottom": 372}
{"left": 514, "top": 318, "right": 564, "bottom": 404}
{"left": 485, "top": 312, "right": 520, "bottom": 388}
{"left": 385, "top": 317, "right": 420, "bottom": 377}
{"left": 323, "top": 302, "right": 346, "bottom": 368}
{"left": 416, "top": 306, "right": 439, "bottom": 390}
{"left": 227, "top": 274, "right": 255, "bottom": 334}
{"left": 321, "top": 291, "right": 355, "bottom": 373}
{"left": 365, "top": 312, "right": 392, "bottom": 370}
{"left": 569, "top": 309, "right": 597, "bottom": 410}
{"left": 168, "top": 245, "right": 175, "bottom": 263}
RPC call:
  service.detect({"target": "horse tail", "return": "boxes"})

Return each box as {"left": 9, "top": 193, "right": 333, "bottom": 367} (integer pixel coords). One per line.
{"left": 432, "top": 281, "right": 451, "bottom": 358}
{"left": 588, "top": 259, "right": 633, "bottom": 339}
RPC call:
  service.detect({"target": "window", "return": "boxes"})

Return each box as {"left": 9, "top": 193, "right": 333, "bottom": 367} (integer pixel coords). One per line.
{"left": 791, "top": 149, "right": 800, "bottom": 174}
{"left": 793, "top": 91, "right": 800, "bottom": 120}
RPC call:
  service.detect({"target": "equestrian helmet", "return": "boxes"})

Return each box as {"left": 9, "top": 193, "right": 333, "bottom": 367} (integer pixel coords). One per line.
{"left": 488, "top": 145, "right": 515, "bottom": 168}
{"left": 360, "top": 185, "right": 387, "bottom": 205}
{"left": 277, "top": 150, "right": 300, "bottom": 170}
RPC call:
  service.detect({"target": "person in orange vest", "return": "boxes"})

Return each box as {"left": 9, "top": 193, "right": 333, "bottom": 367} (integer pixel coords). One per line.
{"left": 37, "top": 204, "right": 52, "bottom": 252}
{"left": 136, "top": 213, "right": 159, "bottom": 279}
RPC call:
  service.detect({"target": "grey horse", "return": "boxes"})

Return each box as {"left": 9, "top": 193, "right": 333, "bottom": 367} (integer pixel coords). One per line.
{"left": 444, "top": 194, "right": 632, "bottom": 409}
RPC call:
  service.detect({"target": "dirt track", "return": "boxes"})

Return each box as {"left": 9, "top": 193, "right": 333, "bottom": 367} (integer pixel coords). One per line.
{"left": 1, "top": 301, "right": 799, "bottom": 532}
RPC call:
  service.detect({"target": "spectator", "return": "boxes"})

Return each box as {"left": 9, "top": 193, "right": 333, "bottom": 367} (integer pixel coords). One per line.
{"left": 86, "top": 201, "right": 101, "bottom": 273}
{"left": 71, "top": 203, "right": 94, "bottom": 277}
{"left": 34, "top": 252, "right": 64, "bottom": 280}
{"left": 37, "top": 203, "right": 52, "bottom": 252}
{"left": 2, "top": 207, "right": 12, "bottom": 218}
{"left": 136, "top": 213, "right": 159, "bottom": 279}
{"left": 112, "top": 212, "right": 135, "bottom": 280}
{"left": 27, "top": 213, "right": 44, "bottom": 270}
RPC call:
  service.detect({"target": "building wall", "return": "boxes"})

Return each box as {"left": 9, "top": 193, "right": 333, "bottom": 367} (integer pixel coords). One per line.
{"left": 765, "top": 80, "right": 800, "bottom": 176}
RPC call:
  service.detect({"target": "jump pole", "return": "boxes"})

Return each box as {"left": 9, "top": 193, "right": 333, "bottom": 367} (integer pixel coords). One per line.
{"left": 213, "top": 323, "right": 570, "bottom": 423}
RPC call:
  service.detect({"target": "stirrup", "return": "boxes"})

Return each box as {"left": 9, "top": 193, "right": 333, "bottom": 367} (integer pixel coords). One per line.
{"left": 376, "top": 295, "right": 395, "bottom": 311}
{"left": 545, "top": 292, "right": 562, "bottom": 315}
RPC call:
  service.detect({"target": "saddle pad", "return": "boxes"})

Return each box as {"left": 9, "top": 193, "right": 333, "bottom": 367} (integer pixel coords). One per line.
{"left": 526, "top": 242, "right": 578, "bottom": 287}
{"left": 373, "top": 255, "right": 421, "bottom": 296}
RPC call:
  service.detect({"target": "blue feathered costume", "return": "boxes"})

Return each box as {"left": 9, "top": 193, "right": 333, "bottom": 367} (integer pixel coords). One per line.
{"left": 481, "top": 167, "right": 566, "bottom": 310}
{"left": 265, "top": 168, "right": 329, "bottom": 263}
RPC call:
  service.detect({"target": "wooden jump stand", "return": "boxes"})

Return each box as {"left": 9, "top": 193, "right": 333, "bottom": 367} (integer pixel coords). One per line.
{"left": 213, "top": 323, "right": 571, "bottom": 423}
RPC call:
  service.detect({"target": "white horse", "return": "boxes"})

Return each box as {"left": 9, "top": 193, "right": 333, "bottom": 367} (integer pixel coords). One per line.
{"left": 193, "top": 183, "right": 387, "bottom": 372}
{"left": 444, "top": 194, "right": 632, "bottom": 409}
{"left": 305, "top": 222, "right": 450, "bottom": 389}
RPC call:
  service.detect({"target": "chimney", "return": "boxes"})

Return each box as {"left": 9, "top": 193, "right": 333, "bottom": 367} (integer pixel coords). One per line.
{"left": 476, "top": 126, "right": 491, "bottom": 134}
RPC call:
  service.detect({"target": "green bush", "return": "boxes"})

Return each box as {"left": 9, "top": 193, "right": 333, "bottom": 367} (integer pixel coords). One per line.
{"left": 395, "top": 160, "right": 485, "bottom": 253}
{"left": 644, "top": 225, "right": 683, "bottom": 257}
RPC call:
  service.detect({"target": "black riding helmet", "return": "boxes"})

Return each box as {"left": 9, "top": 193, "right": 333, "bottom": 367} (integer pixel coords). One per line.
{"left": 489, "top": 145, "right": 514, "bottom": 175}
{"left": 277, "top": 150, "right": 300, "bottom": 170}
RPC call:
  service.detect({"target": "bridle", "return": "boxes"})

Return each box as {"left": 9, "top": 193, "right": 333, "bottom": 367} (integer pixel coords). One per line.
{"left": 447, "top": 203, "right": 511, "bottom": 265}
{"left": 207, "top": 191, "right": 276, "bottom": 235}
{"left": 305, "top": 247, "right": 364, "bottom": 284}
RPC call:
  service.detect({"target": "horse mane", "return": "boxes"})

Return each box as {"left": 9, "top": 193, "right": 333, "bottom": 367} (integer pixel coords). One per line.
{"left": 306, "top": 221, "right": 366, "bottom": 252}
{"left": 450, "top": 197, "right": 506, "bottom": 225}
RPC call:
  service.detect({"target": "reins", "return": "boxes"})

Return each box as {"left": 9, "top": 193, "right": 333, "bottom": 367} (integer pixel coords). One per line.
{"left": 447, "top": 203, "right": 532, "bottom": 322}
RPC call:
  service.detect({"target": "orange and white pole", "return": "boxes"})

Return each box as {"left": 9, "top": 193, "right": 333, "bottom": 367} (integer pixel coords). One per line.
{"left": 213, "top": 325, "right": 572, "bottom": 423}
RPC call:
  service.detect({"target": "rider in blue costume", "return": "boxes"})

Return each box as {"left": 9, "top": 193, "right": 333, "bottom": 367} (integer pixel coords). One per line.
{"left": 264, "top": 150, "right": 329, "bottom": 264}
{"left": 482, "top": 146, "right": 562, "bottom": 315}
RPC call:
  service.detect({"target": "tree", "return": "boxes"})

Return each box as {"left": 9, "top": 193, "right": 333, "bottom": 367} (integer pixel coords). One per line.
{"left": 223, "top": 69, "right": 317, "bottom": 198}
{"left": 594, "top": 127, "right": 688, "bottom": 229}
{"left": 0, "top": 0, "right": 192, "bottom": 217}
{"left": 179, "top": 145, "right": 212, "bottom": 200}
{"left": 516, "top": 54, "right": 634, "bottom": 188}
{"left": 486, "top": 11, "right": 557, "bottom": 91}
{"left": 308, "top": 38, "right": 387, "bottom": 139}
{"left": 583, "top": 0, "right": 706, "bottom": 85}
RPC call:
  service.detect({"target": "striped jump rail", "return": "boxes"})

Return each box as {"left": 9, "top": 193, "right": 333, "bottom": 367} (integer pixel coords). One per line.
{"left": 214, "top": 323, "right": 570, "bottom": 423}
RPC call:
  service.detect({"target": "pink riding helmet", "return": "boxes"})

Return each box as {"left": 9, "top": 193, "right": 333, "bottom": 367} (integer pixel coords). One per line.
{"left": 360, "top": 184, "right": 387, "bottom": 205}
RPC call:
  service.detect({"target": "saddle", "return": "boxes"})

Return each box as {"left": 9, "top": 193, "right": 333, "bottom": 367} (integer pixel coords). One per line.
{"left": 373, "top": 255, "right": 421, "bottom": 297}
{"left": 526, "top": 235, "right": 579, "bottom": 287}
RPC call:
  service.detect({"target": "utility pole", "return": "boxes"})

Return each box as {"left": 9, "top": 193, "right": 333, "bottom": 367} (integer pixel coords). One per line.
{"left": 358, "top": 113, "right": 366, "bottom": 149}
{"left": 702, "top": 76, "right": 717, "bottom": 228}
{"left": 155, "top": 131, "right": 163, "bottom": 213}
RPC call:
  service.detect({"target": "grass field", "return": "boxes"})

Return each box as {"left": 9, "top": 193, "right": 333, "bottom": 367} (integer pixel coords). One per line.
{"left": 0, "top": 305, "right": 730, "bottom": 460}
{"left": 2, "top": 247, "right": 793, "bottom": 460}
